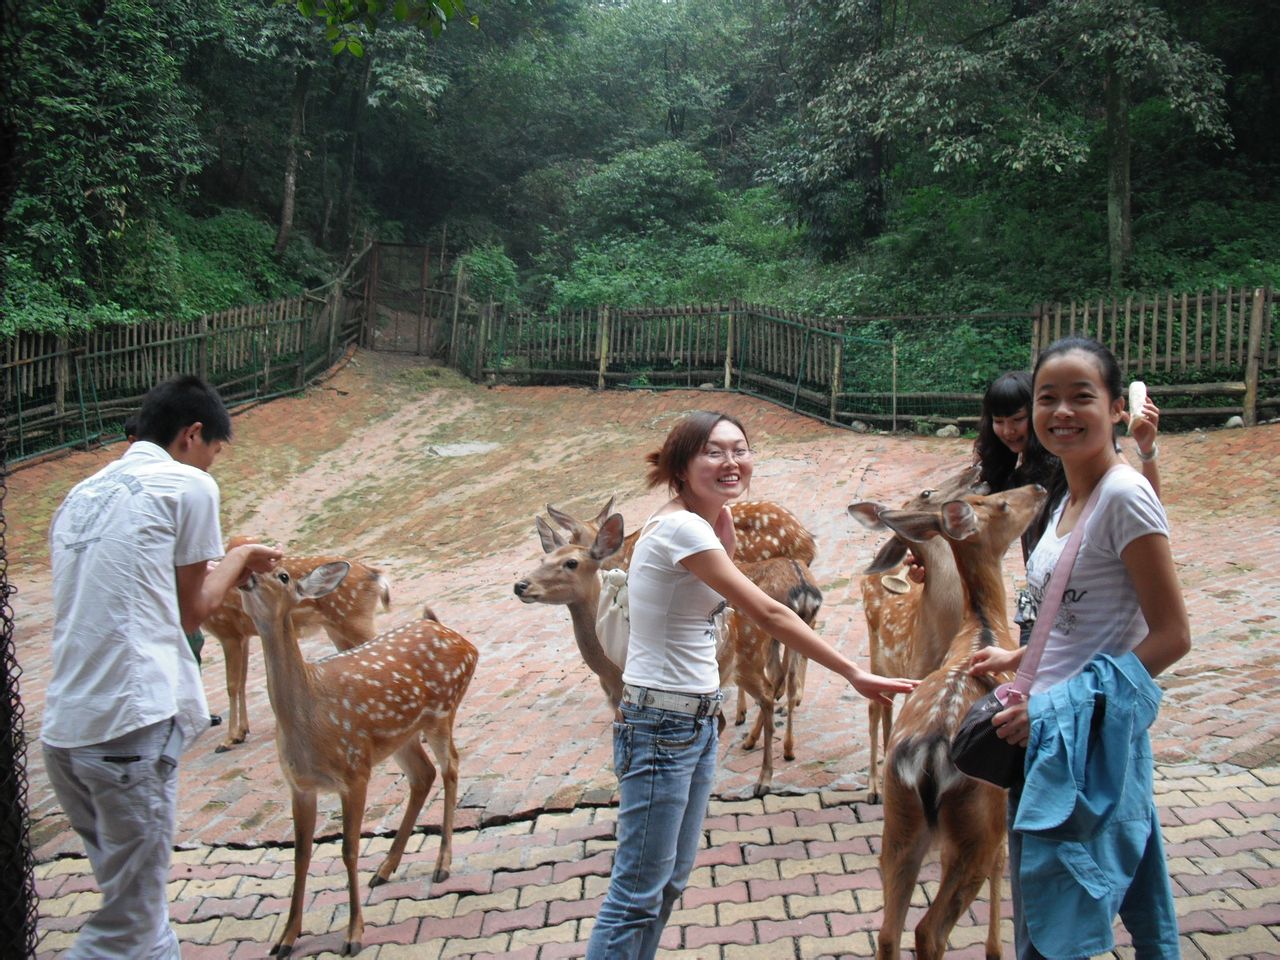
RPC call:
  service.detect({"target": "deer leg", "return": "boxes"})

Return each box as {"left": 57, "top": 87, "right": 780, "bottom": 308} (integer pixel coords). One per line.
{"left": 735, "top": 685, "right": 748, "bottom": 726}
{"left": 792, "top": 656, "right": 808, "bottom": 709}
{"left": 216, "top": 636, "right": 248, "bottom": 752}
{"left": 338, "top": 779, "right": 369, "bottom": 957}
{"left": 985, "top": 841, "right": 1006, "bottom": 960}
{"left": 876, "top": 788, "right": 932, "bottom": 960}
{"left": 422, "top": 719, "right": 460, "bottom": 882}
{"left": 273, "top": 789, "right": 316, "bottom": 958}
{"left": 867, "top": 702, "right": 884, "bottom": 803}
{"left": 914, "top": 795, "right": 1003, "bottom": 960}
{"left": 752, "top": 693, "right": 775, "bottom": 796}
{"left": 371, "top": 739, "right": 436, "bottom": 886}
{"left": 781, "top": 649, "right": 797, "bottom": 762}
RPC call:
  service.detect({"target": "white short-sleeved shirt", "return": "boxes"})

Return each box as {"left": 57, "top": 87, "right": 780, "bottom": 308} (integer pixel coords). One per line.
{"left": 1024, "top": 466, "right": 1168, "bottom": 694}
{"left": 623, "top": 511, "right": 726, "bottom": 694}
{"left": 42, "top": 441, "right": 225, "bottom": 750}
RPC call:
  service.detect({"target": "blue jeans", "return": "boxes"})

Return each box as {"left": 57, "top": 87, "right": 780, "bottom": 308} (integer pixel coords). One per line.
{"left": 587, "top": 701, "right": 719, "bottom": 959}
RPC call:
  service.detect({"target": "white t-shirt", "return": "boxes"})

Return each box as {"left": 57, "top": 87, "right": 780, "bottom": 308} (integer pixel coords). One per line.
{"left": 623, "top": 510, "right": 726, "bottom": 694}
{"left": 1024, "top": 466, "right": 1168, "bottom": 694}
{"left": 42, "top": 441, "right": 225, "bottom": 750}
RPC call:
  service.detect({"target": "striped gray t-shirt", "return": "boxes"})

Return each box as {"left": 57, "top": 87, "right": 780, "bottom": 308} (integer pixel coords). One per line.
{"left": 1024, "top": 465, "right": 1169, "bottom": 694}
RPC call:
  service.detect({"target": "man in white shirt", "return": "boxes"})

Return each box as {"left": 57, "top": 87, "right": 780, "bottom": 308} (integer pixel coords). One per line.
{"left": 41, "top": 375, "right": 281, "bottom": 960}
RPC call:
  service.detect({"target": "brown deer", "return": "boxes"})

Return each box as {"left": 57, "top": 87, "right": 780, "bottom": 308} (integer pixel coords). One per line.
{"left": 847, "top": 464, "right": 983, "bottom": 801}
{"left": 202, "top": 536, "right": 391, "bottom": 752}
{"left": 237, "top": 562, "right": 477, "bottom": 959}
{"left": 545, "top": 496, "right": 818, "bottom": 720}
{"left": 725, "top": 557, "right": 822, "bottom": 795}
{"left": 518, "top": 507, "right": 820, "bottom": 792}
{"left": 513, "top": 512, "right": 629, "bottom": 707}
{"left": 871, "top": 483, "right": 1046, "bottom": 960}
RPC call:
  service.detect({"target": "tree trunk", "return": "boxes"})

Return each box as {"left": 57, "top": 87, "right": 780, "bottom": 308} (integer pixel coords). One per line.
{"left": 274, "top": 65, "right": 313, "bottom": 257}
{"left": 337, "top": 56, "right": 373, "bottom": 248}
{"left": 1105, "top": 53, "right": 1131, "bottom": 289}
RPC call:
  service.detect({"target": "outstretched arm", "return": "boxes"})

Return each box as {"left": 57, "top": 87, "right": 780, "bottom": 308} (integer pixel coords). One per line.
{"left": 1124, "top": 397, "right": 1163, "bottom": 498}
{"left": 681, "top": 548, "right": 918, "bottom": 705}
{"left": 176, "top": 542, "right": 282, "bottom": 633}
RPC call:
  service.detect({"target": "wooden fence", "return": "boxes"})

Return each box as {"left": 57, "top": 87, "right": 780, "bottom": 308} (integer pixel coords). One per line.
{"left": 2, "top": 250, "right": 373, "bottom": 463}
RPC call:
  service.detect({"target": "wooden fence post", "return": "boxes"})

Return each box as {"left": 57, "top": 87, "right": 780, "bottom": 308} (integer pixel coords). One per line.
{"left": 829, "top": 325, "right": 843, "bottom": 422}
{"left": 724, "top": 301, "right": 735, "bottom": 389}
{"left": 197, "top": 314, "right": 209, "bottom": 381}
{"left": 55, "top": 333, "right": 68, "bottom": 445}
{"left": 448, "top": 265, "right": 465, "bottom": 366}
{"left": 597, "top": 305, "right": 610, "bottom": 390}
{"left": 473, "top": 302, "right": 490, "bottom": 381}
{"left": 1243, "top": 287, "right": 1265, "bottom": 427}
{"left": 417, "top": 246, "right": 429, "bottom": 356}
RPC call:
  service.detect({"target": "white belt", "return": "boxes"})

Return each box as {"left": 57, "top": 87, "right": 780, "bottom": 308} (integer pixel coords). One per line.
{"left": 622, "top": 684, "right": 722, "bottom": 716}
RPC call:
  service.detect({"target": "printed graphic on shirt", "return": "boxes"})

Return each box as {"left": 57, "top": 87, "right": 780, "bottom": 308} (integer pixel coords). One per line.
{"left": 61, "top": 472, "right": 143, "bottom": 551}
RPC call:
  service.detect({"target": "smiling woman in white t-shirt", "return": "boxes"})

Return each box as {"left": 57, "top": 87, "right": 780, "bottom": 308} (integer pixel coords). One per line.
{"left": 969, "top": 338, "right": 1191, "bottom": 960}
{"left": 586, "top": 410, "right": 918, "bottom": 960}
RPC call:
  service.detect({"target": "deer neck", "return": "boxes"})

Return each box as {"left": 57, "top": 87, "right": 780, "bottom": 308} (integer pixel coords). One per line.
{"left": 949, "top": 541, "right": 1014, "bottom": 659}
{"left": 257, "top": 609, "right": 318, "bottom": 722}
{"left": 566, "top": 573, "right": 617, "bottom": 677}
{"left": 913, "top": 535, "right": 966, "bottom": 669}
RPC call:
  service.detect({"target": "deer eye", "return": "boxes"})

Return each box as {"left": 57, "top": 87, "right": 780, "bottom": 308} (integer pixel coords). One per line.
{"left": 564, "top": 558, "right": 579, "bottom": 570}
{"left": 921, "top": 490, "right": 935, "bottom": 500}
{"left": 277, "top": 571, "right": 291, "bottom": 584}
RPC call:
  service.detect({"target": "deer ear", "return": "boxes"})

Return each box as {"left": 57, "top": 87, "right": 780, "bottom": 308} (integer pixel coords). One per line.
{"left": 865, "top": 536, "right": 908, "bottom": 574}
{"left": 877, "top": 509, "right": 943, "bottom": 544}
{"left": 590, "top": 513, "right": 626, "bottom": 561}
{"left": 298, "top": 561, "right": 350, "bottom": 599}
{"left": 848, "top": 501, "right": 887, "bottom": 530}
{"left": 535, "top": 515, "right": 566, "bottom": 553}
{"left": 940, "top": 500, "right": 980, "bottom": 540}
{"left": 593, "top": 496, "right": 616, "bottom": 529}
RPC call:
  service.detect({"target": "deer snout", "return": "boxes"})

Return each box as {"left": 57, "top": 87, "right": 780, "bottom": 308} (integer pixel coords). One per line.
{"left": 513, "top": 580, "right": 536, "bottom": 602}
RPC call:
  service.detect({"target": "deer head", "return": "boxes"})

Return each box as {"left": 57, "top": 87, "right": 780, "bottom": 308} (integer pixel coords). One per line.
{"left": 513, "top": 513, "right": 625, "bottom": 605}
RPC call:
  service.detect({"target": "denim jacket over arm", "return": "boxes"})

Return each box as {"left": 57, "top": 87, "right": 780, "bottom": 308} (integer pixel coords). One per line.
{"left": 1013, "top": 653, "right": 1177, "bottom": 959}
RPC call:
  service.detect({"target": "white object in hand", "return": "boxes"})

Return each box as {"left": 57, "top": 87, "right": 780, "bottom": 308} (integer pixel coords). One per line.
{"left": 1128, "top": 381, "right": 1148, "bottom": 435}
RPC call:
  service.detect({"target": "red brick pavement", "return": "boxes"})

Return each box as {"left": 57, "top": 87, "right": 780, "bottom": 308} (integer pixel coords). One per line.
{"left": 10, "top": 352, "right": 1279, "bottom": 957}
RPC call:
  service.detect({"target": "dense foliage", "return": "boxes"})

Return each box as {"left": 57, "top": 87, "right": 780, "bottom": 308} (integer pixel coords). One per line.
{"left": 2, "top": 0, "right": 1277, "bottom": 335}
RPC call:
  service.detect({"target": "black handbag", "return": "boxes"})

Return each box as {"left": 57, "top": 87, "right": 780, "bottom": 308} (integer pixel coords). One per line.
{"left": 950, "top": 466, "right": 1119, "bottom": 789}
{"left": 951, "top": 682, "right": 1025, "bottom": 788}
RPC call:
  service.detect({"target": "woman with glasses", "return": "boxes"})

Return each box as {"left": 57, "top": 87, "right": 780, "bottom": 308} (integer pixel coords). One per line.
{"left": 586, "top": 410, "right": 918, "bottom": 959}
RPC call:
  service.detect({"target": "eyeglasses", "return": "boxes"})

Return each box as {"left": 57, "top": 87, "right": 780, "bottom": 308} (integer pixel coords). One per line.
{"left": 700, "top": 446, "right": 753, "bottom": 463}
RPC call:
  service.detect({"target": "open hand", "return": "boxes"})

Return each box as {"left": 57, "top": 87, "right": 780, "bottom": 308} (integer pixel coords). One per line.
{"left": 969, "top": 645, "right": 1020, "bottom": 677}
{"left": 850, "top": 668, "right": 920, "bottom": 706}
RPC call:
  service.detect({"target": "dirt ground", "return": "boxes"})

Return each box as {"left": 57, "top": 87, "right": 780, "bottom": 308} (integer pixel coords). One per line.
{"left": 9, "top": 349, "right": 1280, "bottom": 860}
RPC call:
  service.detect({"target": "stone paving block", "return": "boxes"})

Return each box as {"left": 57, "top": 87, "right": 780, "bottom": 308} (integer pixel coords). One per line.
{"left": 685, "top": 919, "right": 756, "bottom": 949}
{"left": 1192, "top": 925, "right": 1280, "bottom": 960}
{"left": 713, "top": 860, "right": 780, "bottom": 885}
{"left": 480, "top": 902, "right": 548, "bottom": 936}
{"left": 451, "top": 886, "right": 519, "bottom": 917}
{"left": 439, "top": 932, "right": 512, "bottom": 958}
{"left": 707, "top": 797, "right": 766, "bottom": 817}
{"left": 799, "top": 931, "right": 877, "bottom": 958}
{"left": 584, "top": 874, "right": 610, "bottom": 899}
{"left": 708, "top": 827, "right": 771, "bottom": 846}
{"left": 667, "top": 902, "right": 717, "bottom": 928}
{"left": 391, "top": 892, "right": 460, "bottom": 923}
{"left": 722, "top": 937, "right": 799, "bottom": 958}
{"left": 551, "top": 849, "right": 613, "bottom": 882}
{"left": 508, "top": 918, "right": 578, "bottom": 948}
{"left": 717, "top": 895, "right": 788, "bottom": 926}
{"left": 517, "top": 876, "right": 583, "bottom": 907}
{"left": 787, "top": 889, "right": 858, "bottom": 919}
{"left": 370, "top": 940, "right": 445, "bottom": 960}
{"left": 743, "top": 839, "right": 806, "bottom": 864}
{"left": 170, "top": 917, "right": 221, "bottom": 946}
{"left": 763, "top": 794, "right": 822, "bottom": 813}
{"left": 779, "top": 852, "right": 843, "bottom": 880}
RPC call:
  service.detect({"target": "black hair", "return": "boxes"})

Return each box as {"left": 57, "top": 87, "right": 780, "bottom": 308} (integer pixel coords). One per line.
{"left": 974, "top": 370, "right": 1060, "bottom": 492}
{"left": 123, "top": 415, "right": 138, "bottom": 441}
{"left": 134, "top": 375, "right": 232, "bottom": 447}
{"left": 1032, "top": 337, "right": 1124, "bottom": 402}
{"left": 646, "top": 410, "right": 750, "bottom": 494}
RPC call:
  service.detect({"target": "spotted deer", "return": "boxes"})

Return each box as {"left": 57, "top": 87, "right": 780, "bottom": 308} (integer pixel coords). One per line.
{"left": 513, "top": 513, "right": 629, "bottom": 708}
{"left": 524, "top": 504, "right": 821, "bottom": 792}
{"left": 872, "top": 483, "right": 1046, "bottom": 960}
{"left": 725, "top": 557, "right": 822, "bottom": 795}
{"left": 236, "top": 562, "right": 476, "bottom": 959}
{"left": 202, "top": 536, "right": 391, "bottom": 752}
{"left": 847, "top": 465, "right": 983, "bottom": 801}
{"left": 545, "top": 496, "right": 818, "bottom": 719}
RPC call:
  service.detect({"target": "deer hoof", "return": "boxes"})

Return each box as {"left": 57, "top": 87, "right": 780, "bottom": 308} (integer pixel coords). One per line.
{"left": 214, "top": 743, "right": 232, "bottom": 754}
{"left": 753, "top": 782, "right": 771, "bottom": 798}
{"left": 866, "top": 789, "right": 882, "bottom": 805}
{"left": 432, "top": 867, "right": 451, "bottom": 883}
{"left": 734, "top": 713, "right": 746, "bottom": 726}
{"left": 340, "top": 940, "right": 362, "bottom": 956}
{"left": 369, "top": 873, "right": 388, "bottom": 888}
{"left": 783, "top": 750, "right": 795, "bottom": 761}
{"left": 271, "top": 942, "right": 293, "bottom": 958}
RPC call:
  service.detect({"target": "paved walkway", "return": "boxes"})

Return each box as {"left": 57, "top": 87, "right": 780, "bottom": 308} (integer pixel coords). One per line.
{"left": 12, "top": 353, "right": 1280, "bottom": 958}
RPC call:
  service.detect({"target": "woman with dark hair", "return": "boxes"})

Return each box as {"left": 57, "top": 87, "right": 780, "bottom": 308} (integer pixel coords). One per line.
{"left": 967, "top": 364, "right": 1163, "bottom": 644}
{"left": 971, "top": 338, "right": 1189, "bottom": 959}
{"left": 586, "top": 410, "right": 918, "bottom": 959}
